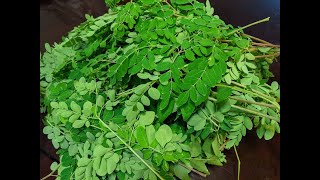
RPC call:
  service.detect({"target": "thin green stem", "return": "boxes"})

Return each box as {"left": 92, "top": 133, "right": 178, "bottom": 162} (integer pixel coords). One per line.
{"left": 220, "top": 139, "right": 229, "bottom": 151}
{"left": 114, "top": 147, "right": 128, "bottom": 152}
{"left": 243, "top": 34, "right": 280, "bottom": 49}
{"left": 255, "top": 52, "right": 280, "bottom": 59}
{"left": 90, "top": 124, "right": 104, "bottom": 131}
{"left": 216, "top": 83, "right": 280, "bottom": 110}
{"left": 211, "top": 92, "right": 275, "bottom": 109}
{"left": 252, "top": 42, "right": 280, "bottom": 48}
{"left": 163, "top": 1, "right": 175, "bottom": 11}
{"left": 200, "top": 109, "right": 219, "bottom": 128}
{"left": 230, "top": 81, "right": 275, "bottom": 101}
{"left": 183, "top": 157, "right": 218, "bottom": 161}
{"left": 116, "top": 89, "right": 135, "bottom": 100}
{"left": 230, "top": 81, "right": 246, "bottom": 88}
{"left": 96, "top": 117, "right": 164, "bottom": 180}
{"left": 116, "top": 80, "right": 156, "bottom": 101}
{"left": 40, "top": 164, "right": 61, "bottom": 180}
{"left": 243, "top": 33, "right": 273, "bottom": 45}
{"left": 228, "top": 17, "right": 270, "bottom": 36}
{"left": 220, "top": 39, "right": 279, "bottom": 49}
{"left": 117, "top": 88, "right": 134, "bottom": 96}
{"left": 128, "top": 127, "right": 135, "bottom": 146}
{"left": 47, "top": 121, "right": 66, "bottom": 135}
{"left": 232, "top": 104, "right": 280, "bottom": 122}
{"left": 233, "top": 146, "right": 241, "bottom": 180}
{"left": 149, "top": 146, "right": 163, "bottom": 154}
{"left": 232, "top": 96, "right": 275, "bottom": 108}
{"left": 208, "top": 97, "right": 280, "bottom": 122}
{"left": 178, "top": 162, "right": 207, "bottom": 177}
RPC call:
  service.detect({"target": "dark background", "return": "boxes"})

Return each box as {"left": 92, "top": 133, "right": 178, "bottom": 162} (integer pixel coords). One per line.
{"left": 40, "top": 0, "right": 280, "bottom": 179}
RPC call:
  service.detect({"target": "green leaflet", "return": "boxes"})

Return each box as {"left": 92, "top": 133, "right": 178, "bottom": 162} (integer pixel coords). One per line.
{"left": 216, "top": 87, "right": 232, "bottom": 102}
{"left": 205, "top": 0, "right": 214, "bottom": 15}
{"left": 190, "top": 159, "right": 209, "bottom": 174}
{"left": 207, "top": 155, "right": 223, "bottom": 166}
{"left": 138, "top": 111, "right": 155, "bottom": 126}
{"left": 107, "top": 153, "right": 120, "bottom": 174}
{"left": 158, "top": 97, "right": 175, "bottom": 123}
{"left": 189, "top": 138, "right": 202, "bottom": 157}
{"left": 185, "top": 49, "right": 195, "bottom": 61}
{"left": 155, "top": 125, "right": 173, "bottom": 148}
{"left": 173, "top": 164, "right": 191, "bottom": 180}
{"left": 243, "top": 117, "right": 253, "bottom": 130}
{"left": 202, "top": 138, "right": 214, "bottom": 157}
{"left": 70, "top": 101, "right": 81, "bottom": 113}
{"left": 148, "top": 87, "right": 161, "bottom": 100}
{"left": 176, "top": 91, "right": 189, "bottom": 107}
{"left": 135, "top": 126, "right": 149, "bottom": 148}
{"left": 141, "top": 95, "right": 151, "bottom": 106}
{"left": 180, "top": 101, "right": 195, "bottom": 120}
{"left": 188, "top": 114, "right": 206, "bottom": 131}
{"left": 264, "top": 128, "right": 275, "bottom": 140}
{"left": 211, "top": 137, "right": 220, "bottom": 156}
{"left": 134, "top": 84, "right": 149, "bottom": 95}
{"left": 245, "top": 53, "right": 255, "bottom": 60}
{"left": 72, "top": 120, "right": 86, "bottom": 128}
{"left": 146, "top": 125, "right": 156, "bottom": 145}
{"left": 93, "top": 145, "right": 112, "bottom": 157}
{"left": 156, "top": 62, "right": 172, "bottom": 71}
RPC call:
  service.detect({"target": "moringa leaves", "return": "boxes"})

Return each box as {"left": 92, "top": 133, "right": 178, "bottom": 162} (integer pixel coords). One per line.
{"left": 40, "top": 1, "right": 280, "bottom": 180}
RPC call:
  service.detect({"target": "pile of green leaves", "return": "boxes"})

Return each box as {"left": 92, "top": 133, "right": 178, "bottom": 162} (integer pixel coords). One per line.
{"left": 40, "top": 0, "right": 280, "bottom": 179}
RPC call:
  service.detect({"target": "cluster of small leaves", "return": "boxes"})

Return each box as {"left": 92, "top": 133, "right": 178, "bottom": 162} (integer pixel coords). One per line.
{"left": 41, "top": 0, "right": 280, "bottom": 179}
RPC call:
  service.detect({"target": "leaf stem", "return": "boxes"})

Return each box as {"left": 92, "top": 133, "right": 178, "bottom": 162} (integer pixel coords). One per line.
{"left": 208, "top": 97, "right": 280, "bottom": 122}
{"left": 228, "top": 17, "right": 270, "bottom": 36}
{"left": 40, "top": 164, "right": 61, "bottom": 180}
{"left": 114, "top": 147, "right": 128, "bottom": 152}
{"left": 220, "top": 39, "right": 279, "bottom": 48}
{"left": 223, "top": 82, "right": 280, "bottom": 110}
{"left": 231, "top": 104, "right": 280, "bottom": 122}
{"left": 128, "top": 127, "right": 135, "bottom": 146}
{"left": 96, "top": 117, "right": 164, "bottom": 180}
{"left": 233, "top": 146, "right": 241, "bottom": 180}
{"left": 211, "top": 91, "right": 275, "bottom": 108}
{"left": 231, "top": 81, "right": 277, "bottom": 102}
{"left": 252, "top": 42, "right": 280, "bottom": 48}
{"left": 46, "top": 121, "right": 66, "bottom": 135}
{"left": 220, "top": 139, "right": 230, "bottom": 151}
{"left": 242, "top": 33, "right": 275, "bottom": 45}
{"left": 178, "top": 162, "right": 207, "bottom": 177}
{"left": 149, "top": 146, "right": 163, "bottom": 154}
{"left": 90, "top": 124, "right": 105, "bottom": 131}
{"left": 216, "top": 84, "right": 279, "bottom": 110}
{"left": 255, "top": 52, "right": 280, "bottom": 59}
{"left": 230, "top": 96, "right": 275, "bottom": 108}
{"left": 162, "top": 1, "right": 180, "bottom": 17}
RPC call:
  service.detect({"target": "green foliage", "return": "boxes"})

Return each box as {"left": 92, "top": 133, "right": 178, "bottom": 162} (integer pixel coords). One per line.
{"left": 41, "top": 0, "right": 280, "bottom": 179}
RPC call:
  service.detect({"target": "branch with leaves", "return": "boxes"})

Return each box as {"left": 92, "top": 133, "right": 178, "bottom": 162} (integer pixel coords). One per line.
{"left": 40, "top": 0, "right": 280, "bottom": 180}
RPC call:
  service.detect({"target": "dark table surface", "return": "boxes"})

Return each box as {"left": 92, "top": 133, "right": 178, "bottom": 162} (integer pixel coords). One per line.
{"left": 40, "top": 0, "right": 280, "bottom": 179}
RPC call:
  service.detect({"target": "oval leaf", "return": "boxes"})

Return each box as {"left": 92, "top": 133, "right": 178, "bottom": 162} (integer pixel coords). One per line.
{"left": 155, "top": 125, "right": 173, "bottom": 148}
